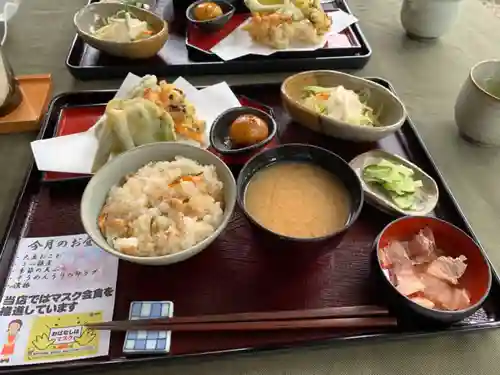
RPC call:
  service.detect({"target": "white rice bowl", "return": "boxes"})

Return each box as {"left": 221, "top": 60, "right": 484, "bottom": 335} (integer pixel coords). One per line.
{"left": 98, "top": 156, "right": 225, "bottom": 257}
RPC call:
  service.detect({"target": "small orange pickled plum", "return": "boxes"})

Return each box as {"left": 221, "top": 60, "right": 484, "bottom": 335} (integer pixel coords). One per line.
{"left": 229, "top": 114, "right": 269, "bottom": 146}
{"left": 193, "top": 2, "right": 223, "bottom": 21}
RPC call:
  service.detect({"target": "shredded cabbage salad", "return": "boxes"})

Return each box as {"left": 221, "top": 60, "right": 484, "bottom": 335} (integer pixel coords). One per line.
{"left": 301, "top": 85, "right": 379, "bottom": 126}
{"left": 92, "top": 10, "right": 153, "bottom": 42}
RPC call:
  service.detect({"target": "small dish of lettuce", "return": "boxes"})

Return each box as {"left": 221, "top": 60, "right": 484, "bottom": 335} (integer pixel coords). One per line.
{"left": 363, "top": 159, "right": 423, "bottom": 210}
{"left": 349, "top": 149, "right": 439, "bottom": 217}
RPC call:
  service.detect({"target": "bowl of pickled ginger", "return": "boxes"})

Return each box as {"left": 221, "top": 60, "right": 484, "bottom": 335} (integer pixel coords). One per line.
{"left": 281, "top": 70, "right": 406, "bottom": 142}
{"left": 374, "top": 216, "right": 492, "bottom": 323}
{"left": 74, "top": 2, "right": 168, "bottom": 59}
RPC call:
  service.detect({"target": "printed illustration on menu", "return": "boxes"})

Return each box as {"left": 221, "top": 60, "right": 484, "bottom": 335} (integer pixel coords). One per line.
{"left": 0, "top": 234, "right": 119, "bottom": 367}
{"left": 25, "top": 312, "right": 102, "bottom": 362}
{"left": 0, "top": 319, "right": 23, "bottom": 363}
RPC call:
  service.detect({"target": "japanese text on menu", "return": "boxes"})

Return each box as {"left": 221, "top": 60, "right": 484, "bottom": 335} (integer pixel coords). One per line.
{"left": 0, "top": 234, "right": 119, "bottom": 366}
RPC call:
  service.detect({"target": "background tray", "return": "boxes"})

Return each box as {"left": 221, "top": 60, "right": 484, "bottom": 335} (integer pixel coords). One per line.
{"left": 66, "top": 0, "right": 372, "bottom": 80}
{"left": 2, "top": 79, "right": 500, "bottom": 374}
{"left": 185, "top": 3, "right": 362, "bottom": 62}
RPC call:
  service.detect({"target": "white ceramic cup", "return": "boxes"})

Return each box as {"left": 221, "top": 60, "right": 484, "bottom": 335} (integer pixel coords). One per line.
{"left": 0, "top": 0, "right": 20, "bottom": 45}
{"left": 400, "top": 0, "right": 462, "bottom": 39}
{"left": 455, "top": 60, "right": 500, "bottom": 147}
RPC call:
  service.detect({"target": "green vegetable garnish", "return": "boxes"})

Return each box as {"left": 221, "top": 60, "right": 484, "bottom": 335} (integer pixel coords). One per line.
{"left": 362, "top": 159, "right": 423, "bottom": 210}
{"left": 303, "top": 86, "right": 330, "bottom": 95}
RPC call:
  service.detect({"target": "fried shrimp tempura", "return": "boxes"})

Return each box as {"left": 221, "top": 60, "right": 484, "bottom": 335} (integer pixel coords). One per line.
{"left": 243, "top": 0, "right": 331, "bottom": 49}
{"left": 243, "top": 13, "right": 294, "bottom": 49}
{"left": 142, "top": 80, "right": 205, "bottom": 144}
{"left": 307, "top": 7, "right": 331, "bottom": 34}
{"left": 294, "top": 0, "right": 332, "bottom": 34}
{"left": 243, "top": 12, "right": 321, "bottom": 49}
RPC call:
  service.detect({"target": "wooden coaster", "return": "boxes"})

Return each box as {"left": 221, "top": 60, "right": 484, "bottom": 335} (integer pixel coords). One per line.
{"left": 0, "top": 74, "right": 52, "bottom": 134}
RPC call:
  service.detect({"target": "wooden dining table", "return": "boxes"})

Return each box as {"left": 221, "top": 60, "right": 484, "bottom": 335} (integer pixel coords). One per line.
{"left": 1, "top": 0, "right": 500, "bottom": 374}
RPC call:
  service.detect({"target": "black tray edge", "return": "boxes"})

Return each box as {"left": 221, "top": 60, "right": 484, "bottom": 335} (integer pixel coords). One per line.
{"left": 65, "top": 0, "right": 372, "bottom": 81}
{"left": 1, "top": 77, "right": 499, "bottom": 374}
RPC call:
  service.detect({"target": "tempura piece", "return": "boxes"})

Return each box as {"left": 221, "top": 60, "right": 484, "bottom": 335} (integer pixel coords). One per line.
{"left": 293, "top": 19, "right": 322, "bottom": 43}
{"left": 92, "top": 75, "right": 207, "bottom": 172}
{"left": 92, "top": 98, "right": 176, "bottom": 172}
{"left": 133, "top": 78, "right": 206, "bottom": 146}
{"left": 244, "top": 0, "right": 304, "bottom": 20}
{"left": 243, "top": 13, "right": 296, "bottom": 49}
{"left": 243, "top": 0, "right": 330, "bottom": 49}
{"left": 295, "top": 0, "right": 331, "bottom": 34}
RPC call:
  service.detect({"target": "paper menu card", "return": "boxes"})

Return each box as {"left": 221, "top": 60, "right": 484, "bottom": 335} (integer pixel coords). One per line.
{"left": 30, "top": 73, "right": 242, "bottom": 174}
{"left": 211, "top": 10, "right": 359, "bottom": 61}
{"left": 0, "top": 234, "right": 118, "bottom": 366}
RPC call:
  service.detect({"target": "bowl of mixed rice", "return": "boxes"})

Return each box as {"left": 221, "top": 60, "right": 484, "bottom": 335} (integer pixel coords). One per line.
{"left": 81, "top": 142, "right": 236, "bottom": 266}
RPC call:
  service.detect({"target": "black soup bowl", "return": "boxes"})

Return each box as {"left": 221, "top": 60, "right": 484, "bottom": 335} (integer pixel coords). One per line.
{"left": 236, "top": 143, "right": 364, "bottom": 247}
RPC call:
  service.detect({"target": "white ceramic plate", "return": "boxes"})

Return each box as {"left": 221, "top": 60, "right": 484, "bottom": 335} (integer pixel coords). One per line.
{"left": 349, "top": 149, "right": 439, "bottom": 216}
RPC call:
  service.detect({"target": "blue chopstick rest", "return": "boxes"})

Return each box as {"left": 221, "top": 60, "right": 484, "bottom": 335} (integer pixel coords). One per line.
{"left": 123, "top": 301, "right": 174, "bottom": 354}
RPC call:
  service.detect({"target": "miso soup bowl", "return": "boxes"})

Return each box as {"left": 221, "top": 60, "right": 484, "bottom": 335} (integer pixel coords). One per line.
{"left": 236, "top": 143, "right": 364, "bottom": 245}
{"left": 374, "top": 216, "right": 492, "bottom": 324}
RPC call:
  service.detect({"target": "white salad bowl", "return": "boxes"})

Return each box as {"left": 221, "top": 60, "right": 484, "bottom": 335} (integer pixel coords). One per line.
{"left": 281, "top": 70, "right": 407, "bottom": 142}
{"left": 81, "top": 142, "right": 237, "bottom": 266}
{"left": 349, "top": 149, "right": 439, "bottom": 216}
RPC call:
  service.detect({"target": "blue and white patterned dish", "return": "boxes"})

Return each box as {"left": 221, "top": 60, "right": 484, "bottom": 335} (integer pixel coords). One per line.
{"left": 123, "top": 301, "right": 174, "bottom": 354}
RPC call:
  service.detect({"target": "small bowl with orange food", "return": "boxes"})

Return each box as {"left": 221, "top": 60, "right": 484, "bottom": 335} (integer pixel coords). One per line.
{"left": 210, "top": 106, "right": 278, "bottom": 167}
{"left": 186, "top": 0, "right": 235, "bottom": 32}
{"left": 373, "top": 216, "right": 492, "bottom": 324}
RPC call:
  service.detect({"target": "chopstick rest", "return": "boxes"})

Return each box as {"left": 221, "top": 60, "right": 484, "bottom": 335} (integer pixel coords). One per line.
{"left": 123, "top": 301, "right": 174, "bottom": 355}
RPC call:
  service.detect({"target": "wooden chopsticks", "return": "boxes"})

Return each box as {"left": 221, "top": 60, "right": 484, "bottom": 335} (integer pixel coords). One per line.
{"left": 85, "top": 305, "right": 397, "bottom": 332}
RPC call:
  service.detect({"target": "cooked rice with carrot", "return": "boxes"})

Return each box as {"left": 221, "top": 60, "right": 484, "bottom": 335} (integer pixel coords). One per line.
{"left": 98, "top": 157, "right": 224, "bottom": 257}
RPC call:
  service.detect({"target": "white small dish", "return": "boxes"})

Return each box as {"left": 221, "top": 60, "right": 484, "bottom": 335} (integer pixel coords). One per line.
{"left": 349, "top": 149, "right": 439, "bottom": 216}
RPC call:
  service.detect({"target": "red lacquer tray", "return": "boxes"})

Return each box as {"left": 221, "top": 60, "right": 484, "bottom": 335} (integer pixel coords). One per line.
{"left": 3, "top": 79, "right": 500, "bottom": 374}
{"left": 186, "top": 11, "right": 361, "bottom": 61}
